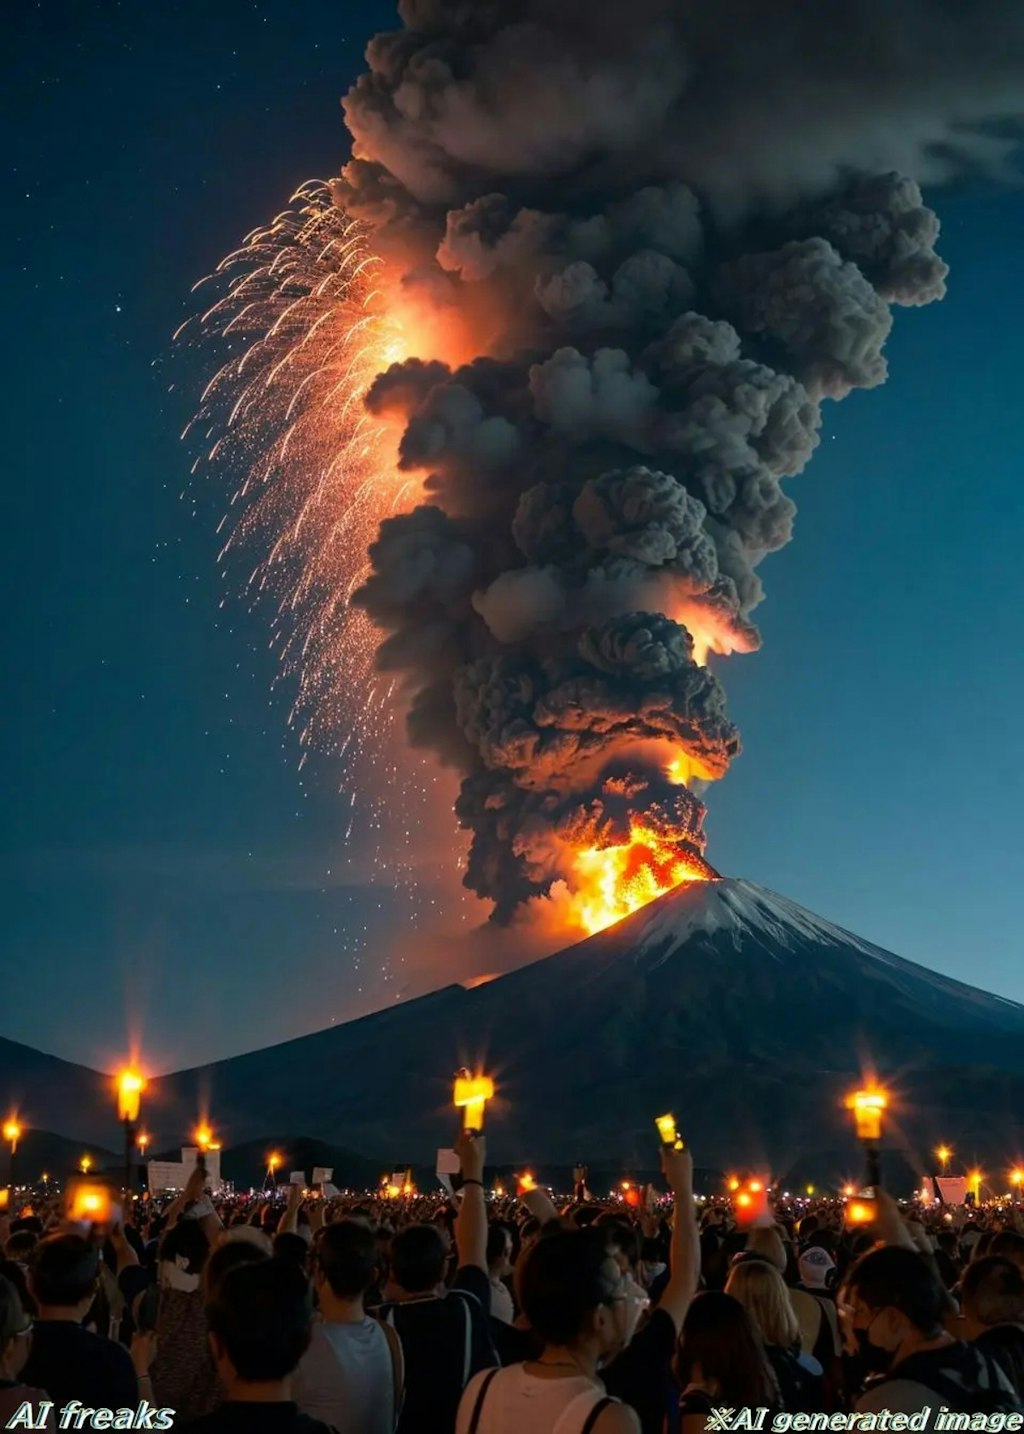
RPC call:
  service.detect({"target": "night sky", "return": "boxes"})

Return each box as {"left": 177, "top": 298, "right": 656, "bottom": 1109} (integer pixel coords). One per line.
{"left": 4, "top": 1, "right": 1022, "bottom": 1074}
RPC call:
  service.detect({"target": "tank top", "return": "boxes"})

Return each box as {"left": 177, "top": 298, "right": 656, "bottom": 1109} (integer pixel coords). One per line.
{"left": 457, "top": 1365, "right": 617, "bottom": 1434}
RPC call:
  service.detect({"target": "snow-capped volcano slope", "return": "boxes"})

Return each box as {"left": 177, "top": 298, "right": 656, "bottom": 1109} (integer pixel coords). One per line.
{"left": 141, "top": 877, "right": 1024, "bottom": 1168}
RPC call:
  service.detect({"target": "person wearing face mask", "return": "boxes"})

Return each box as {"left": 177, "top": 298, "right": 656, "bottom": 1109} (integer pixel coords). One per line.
{"left": 841, "top": 1245, "right": 1022, "bottom": 1418}
{"left": 456, "top": 1227, "right": 640, "bottom": 1434}
{"left": 0, "top": 1274, "right": 54, "bottom": 1430}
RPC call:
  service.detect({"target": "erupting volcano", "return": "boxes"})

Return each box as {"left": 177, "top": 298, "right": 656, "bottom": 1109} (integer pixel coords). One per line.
{"left": 187, "top": 1, "right": 1024, "bottom": 942}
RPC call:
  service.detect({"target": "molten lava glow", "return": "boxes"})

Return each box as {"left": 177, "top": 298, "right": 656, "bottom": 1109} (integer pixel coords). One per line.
{"left": 568, "top": 820, "right": 715, "bottom": 935}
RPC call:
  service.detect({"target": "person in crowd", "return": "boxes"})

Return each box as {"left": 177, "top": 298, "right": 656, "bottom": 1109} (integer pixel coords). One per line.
{"left": 959, "top": 1255, "right": 1024, "bottom": 1398}
{"left": 486, "top": 1223, "right": 515, "bottom": 1325}
{"left": 990, "top": 1233, "right": 1024, "bottom": 1275}
{"left": 726, "top": 1257, "right": 823, "bottom": 1411}
{"left": 181, "top": 1256, "right": 334, "bottom": 1434}
{"left": 377, "top": 1132, "right": 498, "bottom": 1434}
{"left": 294, "top": 1218, "right": 403, "bottom": 1434}
{"left": 674, "top": 1291, "right": 779, "bottom": 1434}
{"left": 20, "top": 1232, "right": 141, "bottom": 1406}
{"left": 597, "top": 1147, "right": 699, "bottom": 1434}
{"left": 149, "top": 1211, "right": 221, "bottom": 1423}
{"left": 456, "top": 1226, "right": 640, "bottom": 1434}
{"left": 0, "top": 1273, "right": 54, "bottom": 1430}
{"left": 841, "top": 1243, "right": 1021, "bottom": 1414}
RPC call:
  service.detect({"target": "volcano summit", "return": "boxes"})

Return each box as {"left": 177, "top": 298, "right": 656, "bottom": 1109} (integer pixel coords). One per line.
{"left": 139, "top": 878, "right": 1024, "bottom": 1171}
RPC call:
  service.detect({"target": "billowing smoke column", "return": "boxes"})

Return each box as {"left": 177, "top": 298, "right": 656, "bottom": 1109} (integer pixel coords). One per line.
{"left": 341, "top": 0, "right": 1023, "bottom": 927}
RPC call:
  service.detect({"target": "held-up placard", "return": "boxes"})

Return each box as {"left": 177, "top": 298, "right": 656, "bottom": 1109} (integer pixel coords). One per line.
{"left": 289, "top": 1171, "right": 305, "bottom": 1186}
{"left": 312, "top": 1166, "right": 333, "bottom": 1184}
{"left": 436, "top": 1148, "right": 460, "bottom": 1176}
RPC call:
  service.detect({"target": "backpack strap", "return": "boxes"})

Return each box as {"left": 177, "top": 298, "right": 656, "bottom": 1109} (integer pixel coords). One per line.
{"left": 465, "top": 1368, "right": 500, "bottom": 1434}
{"left": 552, "top": 1390, "right": 617, "bottom": 1434}
{"left": 579, "top": 1397, "right": 614, "bottom": 1434}
{"left": 378, "top": 1317, "right": 405, "bottom": 1430}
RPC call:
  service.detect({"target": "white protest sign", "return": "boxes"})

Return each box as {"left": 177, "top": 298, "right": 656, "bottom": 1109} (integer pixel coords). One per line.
{"left": 289, "top": 1171, "right": 305, "bottom": 1186}
{"left": 436, "top": 1148, "right": 460, "bottom": 1177}
{"left": 312, "top": 1166, "right": 333, "bottom": 1184}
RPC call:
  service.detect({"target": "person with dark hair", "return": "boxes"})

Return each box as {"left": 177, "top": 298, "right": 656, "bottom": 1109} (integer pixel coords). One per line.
{"left": 377, "top": 1132, "right": 497, "bottom": 1434}
{"left": 294, "top": 1219, "right": 404, "bottom": 1434}
{"left": 20, "top": 1232, "right": 139, "bottom": 1406}
{"left": 0, "top": 1273, "right": 53, "bottom": 1430}
{"left": 675, "top": 1291, "right": 779, "bottom": 1434}
{"left": 275, "top": 1231, "right": 313, "bottom": 1272}
{"left": 457, "top": 1227, "right": 640, "bottom": 1434}
{"left": 486, "top": 1223, "right": 515, "bottom": 1324}
{"left": 149, "top": 1211, "right": 220, "bottom": 1424}
{"left": 960, "top": 1255, "right": 1024, "bottom": 1399}
{"left": 842, "top": 1244, "right": 1021, "bottom": 1414}
{"left": 989, "top": 1232, "right": 1024, "bottom": 1276}
{"left": 180, "top": 1257, "right": 334, "bottom": 1434}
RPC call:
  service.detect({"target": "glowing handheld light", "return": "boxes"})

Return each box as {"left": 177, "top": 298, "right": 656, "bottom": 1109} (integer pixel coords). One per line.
{"left": 453, "top": 1069, "right": 494, "bottom": 1132}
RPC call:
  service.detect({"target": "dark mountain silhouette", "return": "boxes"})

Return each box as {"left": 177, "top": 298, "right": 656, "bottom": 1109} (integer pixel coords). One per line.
{"left": 6, "top": 880, "right": 1024, "bottom": 1181}
{"left": 142, "top": 879, "right": 1024, "bottom": 1175}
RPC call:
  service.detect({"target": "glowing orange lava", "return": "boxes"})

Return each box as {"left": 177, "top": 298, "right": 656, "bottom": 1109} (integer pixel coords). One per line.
{"left": 568, "top": 820, "right": 716, "bottom": 935}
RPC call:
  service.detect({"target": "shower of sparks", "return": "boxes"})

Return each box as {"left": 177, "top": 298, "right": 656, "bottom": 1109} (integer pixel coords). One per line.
{"left": 178, "top": 182, "right": 421, "bottom": 821}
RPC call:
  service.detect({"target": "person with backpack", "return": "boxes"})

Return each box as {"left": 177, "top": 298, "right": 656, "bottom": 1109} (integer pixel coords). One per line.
{"left": 377, "top": 1131, "right": 498, "bottom": 1434}
{"left": 725, "top": 1258, "right": 824, "bottom": 1411}
{"left": 842, "top": 1244, "right": 1022, "bottom": 1417}
{"left": 456, "top": 1226, "right": 639, "bottom": 1434}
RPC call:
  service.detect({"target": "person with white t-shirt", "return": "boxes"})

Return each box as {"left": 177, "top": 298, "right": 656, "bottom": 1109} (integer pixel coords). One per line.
{"left": 456, "top": 1227, "right": 640, "bottom": 1434}
{"left": 294, "top": 1219, "right": 404, "bottom": 1434}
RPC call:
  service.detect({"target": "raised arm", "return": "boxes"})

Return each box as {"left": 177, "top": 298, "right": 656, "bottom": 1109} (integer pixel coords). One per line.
{"left": 657, "top": 1145, "right": 700, "bottom": 1334}
{"left": 454, "top": 1129, "right": 488, "bottom": 1274}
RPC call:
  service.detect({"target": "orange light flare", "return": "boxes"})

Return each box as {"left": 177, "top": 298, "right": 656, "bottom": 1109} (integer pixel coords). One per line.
{"left": 566, "top": 818, "right": 716, "bottom": 936}
{"left": 180, "top": 181, "right": 466, "bottom": 805}
{"left": 116, "top": 1070, "right": 144, "bottom": 1124}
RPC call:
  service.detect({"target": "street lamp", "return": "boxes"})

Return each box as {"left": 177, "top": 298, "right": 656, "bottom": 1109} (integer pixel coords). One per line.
{"left": 116, "top": 1069, "right": 145, "bottom": 1202}
{"left": 3, "top": 1118, "right": 22, "bottom": 1192}
{"left": 265, "top": 1151, "right": 281, "bottom": 1190}
{"left": 935, "top": 1145, "right": 953, "bottom": 1173}
{"left": 80, "top": 1155, "right": 92, "bottom": 1174}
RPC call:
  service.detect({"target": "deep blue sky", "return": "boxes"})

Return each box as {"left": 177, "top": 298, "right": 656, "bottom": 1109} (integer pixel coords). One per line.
{"left": 3, "top": 1, "right": 1022, "bottom": 1073}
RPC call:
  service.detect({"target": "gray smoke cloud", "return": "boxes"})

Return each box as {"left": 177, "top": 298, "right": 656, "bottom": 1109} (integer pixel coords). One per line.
{"left": 347, "top": 0, "right": 1023, "bottom": 920}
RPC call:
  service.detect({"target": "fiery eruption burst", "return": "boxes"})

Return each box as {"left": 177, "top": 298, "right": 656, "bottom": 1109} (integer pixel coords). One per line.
{"left": 184, "top": 0, "right": 1003, "bottom": 949}
{"left": 179, "top": 183, "right": 422, "bottom": 803}
{"left": 569, "top": 824, "right": 717, "bottom": 936}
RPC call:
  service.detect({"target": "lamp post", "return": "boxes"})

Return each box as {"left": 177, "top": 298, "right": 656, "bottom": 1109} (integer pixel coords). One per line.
{"left": 935, "top": 1145, "right": 952, "bottom": 1174}
{"left": 3, "top": 1119, "right": 22, "bottom": 1193}
{"left": 80, "top": 1155, "right": 92, "bottom": 1175}
{"left": 117, "top": 1069, "right": 144, "bottom": 1202}
{"left": 1010, "top": 1168, "right": 1024, "bottom": 1197}
{"left": 265, "top": 1152, "right": 281, "bottom": 1191}
{"left": 845, "top": 1085, "right": 888, "bottom": 1188}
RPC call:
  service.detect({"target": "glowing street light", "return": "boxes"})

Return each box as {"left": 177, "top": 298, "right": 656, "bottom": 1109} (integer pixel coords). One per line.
{"left": 935, "top": 1144, "right": 953, "bottom": 1172}
{"left": 968, "top": 1168, "right": 984, "bottom": 1204}
{"left": 80, "top": 1155, "right": 93, "bottom": 1174}
{"left": 116, "top": 1070, "right": 144, "bottom": 1124}
{"left": 116, "top": 1068, "right": 145, "bottom": 1201}
{"left": 194, "top": 1123, "right": 214, "bottom": 1153}
{"left": 1010, "top": 1168, "right": 1024, "bottom": 1191}
{"left": 3, "top": 1118, "right": 22, "bottom": 1192}
{"left": 137, "top": 1132, "right": 151, "bottom": 1156}
{"left": 265, "top": 1151, "right": 282, "bottom": 1189}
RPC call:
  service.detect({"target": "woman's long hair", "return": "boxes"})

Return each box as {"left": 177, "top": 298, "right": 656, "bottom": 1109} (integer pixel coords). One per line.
{"left": 727, "top": 1259, "right": 801, "bottom": 1350}
{"left": 676, "top": 1290, "right": 780, "bottom": 1406}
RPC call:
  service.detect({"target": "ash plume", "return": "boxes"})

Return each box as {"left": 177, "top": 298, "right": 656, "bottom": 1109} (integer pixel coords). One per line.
{"left": 344, "top": 0, "right": 1024, "bottom": 921}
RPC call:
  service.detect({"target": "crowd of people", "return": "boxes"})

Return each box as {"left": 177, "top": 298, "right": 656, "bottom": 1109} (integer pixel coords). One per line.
{"left": 2, "top": 1132, "right": 1024, "bottom": 1433}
